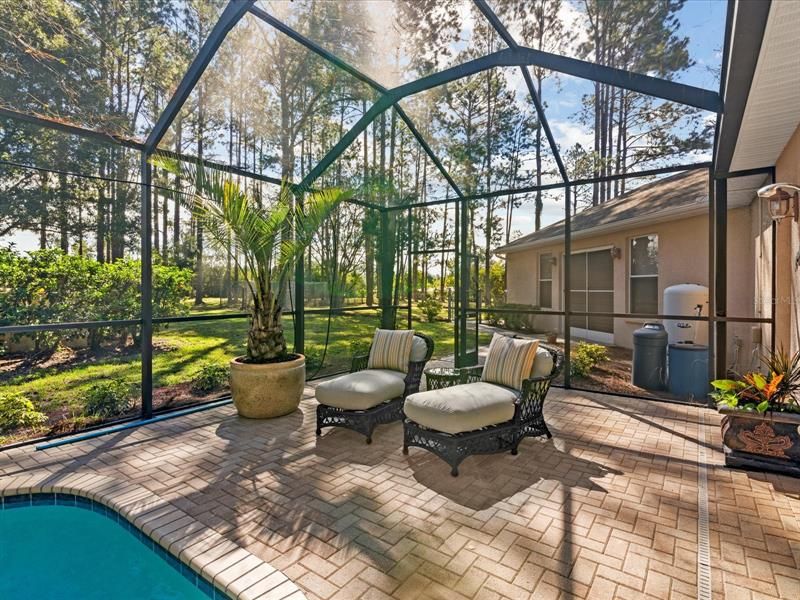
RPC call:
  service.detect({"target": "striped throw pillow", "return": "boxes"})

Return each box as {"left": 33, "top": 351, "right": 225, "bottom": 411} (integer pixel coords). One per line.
{"left": 367, "top": 329, "right": 415, "bottom": 373}
{"left": 481, "top": 334, "right": 540, "bottom": 390}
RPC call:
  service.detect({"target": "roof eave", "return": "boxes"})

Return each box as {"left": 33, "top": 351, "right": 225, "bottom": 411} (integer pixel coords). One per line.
{"left": 496, "top": 202, "right": 711, "bottom": 255}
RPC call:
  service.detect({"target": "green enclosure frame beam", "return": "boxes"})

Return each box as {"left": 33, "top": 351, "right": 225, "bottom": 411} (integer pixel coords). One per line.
{"left": 0, "top": 0, "right": 739, "bottom": 419}
{"left": 248, "top": 6, "right": 467, "bottom": 203}
{"left": 249, "top": 5, "right": 385, "bottom": 93}
{"left": 0, "top": 107, "right": 291, "bottom": 187}
{"left": 473, "top": 0, "right": 569, "bottom": 182}
{"left": 394, "top": 106, "right": 466, "bottom": 199}
{"left": 145, "top": 1, "right": 255, "bottom": 153}
{"left": 298, "top": 41, "right": 720, "bottom": 194}
{"left": 139, "top": 0, "right": 253, "bottom": 416}
{"left": 294, "top": 192, "right": 305, "bottom": 354}
{"left": 248, "top": 4, "right": 472, "bottom": 351}
{"left": 140, "top": 154, "right": 153, "bottom": 418}
{"left": 393, "top": 161, "right": 712, "bottom": 211}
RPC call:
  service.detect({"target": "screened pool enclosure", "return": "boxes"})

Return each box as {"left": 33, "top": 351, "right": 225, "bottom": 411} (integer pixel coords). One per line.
{"left": 0, "top": 0, "right": 774, "bottom": 445}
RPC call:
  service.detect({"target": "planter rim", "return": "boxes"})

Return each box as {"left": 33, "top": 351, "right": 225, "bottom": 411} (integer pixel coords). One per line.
{"left": 230, "top": 354, "right": 305, "bottom": 370}
{"left": 718, "top": 405, "right": 800, "bottom": 424}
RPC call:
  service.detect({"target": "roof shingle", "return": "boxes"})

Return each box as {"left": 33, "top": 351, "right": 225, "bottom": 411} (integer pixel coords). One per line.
{"left": 495, "top": 169, "right": 709, "bottom": 254}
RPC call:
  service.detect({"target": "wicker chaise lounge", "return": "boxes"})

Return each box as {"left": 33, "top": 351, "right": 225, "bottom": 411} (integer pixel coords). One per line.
{"left": 403, "top": 336, "right": 563, "bottom": 476}
{"left": 315, "top": 330, "right": 434, "bottom": 443}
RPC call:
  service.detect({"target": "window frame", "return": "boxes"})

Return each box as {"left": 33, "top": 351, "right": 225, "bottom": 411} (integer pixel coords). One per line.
{"left": 629, "top": 233, "right": 659, "bottom": 315}
{"left": 538, "top": 252, "right": 553, "bottom": 309}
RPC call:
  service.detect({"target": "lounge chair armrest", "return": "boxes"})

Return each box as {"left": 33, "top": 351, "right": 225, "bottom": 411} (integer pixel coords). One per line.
{"left": 404, "top": 359, "right": 429, "bottom": 397}
{"left": 459, "top": 365, "right": 483, "bottom": 384}
{"left": 521, "top": 373, "right": 556, "bottom": 389}
{"left": 351, "top": 355, "right": 369, "bottom": 373}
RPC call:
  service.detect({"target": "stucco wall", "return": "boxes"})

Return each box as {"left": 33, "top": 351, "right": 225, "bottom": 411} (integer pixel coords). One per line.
{"left": 751, "top": 185, "right": 775, "bottom": 366}
{"left": 774, "top": 123, "right": 800, "bottom": 354}
{"left": 505, "top": 207, "right": 756, "bottom": 371}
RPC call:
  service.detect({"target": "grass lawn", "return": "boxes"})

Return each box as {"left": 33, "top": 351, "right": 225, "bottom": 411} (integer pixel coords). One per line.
{"left": 1, "top": 305, "right": 491, "bottom": 444}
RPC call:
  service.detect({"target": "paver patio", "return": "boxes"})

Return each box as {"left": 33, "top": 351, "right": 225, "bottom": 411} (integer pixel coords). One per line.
{"left": 2, "top": 383, "right": 799, "bottom": 600}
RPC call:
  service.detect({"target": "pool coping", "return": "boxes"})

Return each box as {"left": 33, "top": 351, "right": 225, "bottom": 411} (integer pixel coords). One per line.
{"left": 0, "top": 472, "right": 305, "bottom": 600}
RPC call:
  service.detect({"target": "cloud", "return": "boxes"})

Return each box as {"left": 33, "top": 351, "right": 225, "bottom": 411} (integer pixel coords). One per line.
{"left": 559, "top": 1, "right": 589, "bottom": 55}
{"left": 551, "top": 120, "right": 593, "bottom": 150}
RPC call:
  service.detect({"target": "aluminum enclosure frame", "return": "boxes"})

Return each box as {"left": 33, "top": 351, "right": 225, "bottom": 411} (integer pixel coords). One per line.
{"left": 0, "top": 0, "right": 771, "bottom": 436}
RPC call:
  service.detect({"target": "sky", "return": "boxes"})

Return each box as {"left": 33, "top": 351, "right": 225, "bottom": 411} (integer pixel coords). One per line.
{"left": 501, "top": 0, "right": 727, "bottom": 235}
{"left": 7, "top": 0, "right": 728, "bottom": 254}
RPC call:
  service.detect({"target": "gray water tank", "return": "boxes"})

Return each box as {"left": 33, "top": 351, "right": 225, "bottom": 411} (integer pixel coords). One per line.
{"left": 667, "top": 343, "right": 710, "bottom": 400}
{"left": 632, "top": 323, "right": 668, "bottom": 390}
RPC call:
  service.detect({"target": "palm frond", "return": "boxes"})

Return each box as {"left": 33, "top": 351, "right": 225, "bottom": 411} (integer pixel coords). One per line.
{"left": 152, "top": 153, "right": 350, "bottom": 317}
{"left": 275, "top": 187, "right": 354, "bottom": 284}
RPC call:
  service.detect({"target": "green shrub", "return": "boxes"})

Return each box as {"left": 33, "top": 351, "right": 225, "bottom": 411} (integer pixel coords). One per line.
{"left": 191, "top": 363, "right": 230, "bottom": 393}
{"left": 304, "top": 351, "right": 324, "bottom": 374}
{"left": 483, "top": 304, "right": 536, "bottom": 331}
{"left": 0, "top": 249, "right": 192, "bottom": 351}
{"left": 349, "top": 339, "right": 372, "bottom": 357}
{"left": 84, "top": 381, "right": 135, "bottom": 418}
{"left": 0, "top": 392, "right": 48, "bottom": 432}
{"left": 570, "top": 342, "right": 609, "bottom": 377}
{"left": 418, "top": 295, "right": 443, "bottom": 322}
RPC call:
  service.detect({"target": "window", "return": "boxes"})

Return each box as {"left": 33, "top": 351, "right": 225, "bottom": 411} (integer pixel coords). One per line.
{"left": 538, "top": 253, "right": 553, "bottom": 308}
{"left": 630, "top": 234, "right": 659, "bottom": 314}
{"left": 569, "top": 249, "right": 614, "bottom": 336}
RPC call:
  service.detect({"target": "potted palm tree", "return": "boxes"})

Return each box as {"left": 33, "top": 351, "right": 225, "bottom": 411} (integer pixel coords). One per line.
{"left": 156, "top": 158, "right": 351, "bottom": 418}
{"left": 711, "top": 347, "right": 800, "bottom": 476}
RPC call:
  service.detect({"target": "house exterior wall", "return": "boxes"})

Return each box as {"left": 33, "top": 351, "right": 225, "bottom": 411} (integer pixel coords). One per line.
{"left": 751, "top": 184, "right": 775, "bottom": 365}
{"left": 505, "top": 207, "right": 756, "bottom": 371}
{"left": 774, "top": 123, "right": 800, "bottom": 354}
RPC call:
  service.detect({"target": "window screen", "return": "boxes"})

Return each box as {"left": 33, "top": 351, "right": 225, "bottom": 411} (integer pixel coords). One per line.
{"left": 630, "top": 235, "right": 658, "bottom": 314}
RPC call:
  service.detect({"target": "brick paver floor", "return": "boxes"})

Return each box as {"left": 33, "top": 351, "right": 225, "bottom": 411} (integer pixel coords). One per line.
{"left": 2, "top": 384, "right": 799, "bottom": 599}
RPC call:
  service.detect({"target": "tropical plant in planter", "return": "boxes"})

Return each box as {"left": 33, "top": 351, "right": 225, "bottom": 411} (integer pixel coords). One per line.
{"left": 157, "top": 157, "right": 351, "bottom": 418}
{"left": 711, "top": 348, "right": 800, "bottom": 476}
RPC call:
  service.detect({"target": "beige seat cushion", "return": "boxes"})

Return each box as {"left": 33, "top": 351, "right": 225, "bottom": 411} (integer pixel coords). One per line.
{"left": 404, "top": 382, "right": 516, "bottom": 435}
{"left": 316, "top": 369, "right": 406, "bottom": 411}
{"left": 531, "top": 347, "right": 554, "bottom": 378}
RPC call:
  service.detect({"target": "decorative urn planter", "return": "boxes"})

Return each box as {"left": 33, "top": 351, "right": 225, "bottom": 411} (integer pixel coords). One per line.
{"left": 229, "top": 354, "right": 305, "bottom": 419}
{"left": 719, "top": 406, "right": 800, "bottom": 477}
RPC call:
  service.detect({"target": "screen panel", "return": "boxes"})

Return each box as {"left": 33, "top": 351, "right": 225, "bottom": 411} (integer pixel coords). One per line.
{"left": 0, "top": 1, "right": 226, "bottom": 139}
{"left": 257, "top": 0, "right": 499, "bottom": 88}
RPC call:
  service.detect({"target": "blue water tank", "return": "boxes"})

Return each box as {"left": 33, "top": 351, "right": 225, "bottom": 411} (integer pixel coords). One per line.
{"left": 667, "top": 343, "right": 710, "bottom": 400}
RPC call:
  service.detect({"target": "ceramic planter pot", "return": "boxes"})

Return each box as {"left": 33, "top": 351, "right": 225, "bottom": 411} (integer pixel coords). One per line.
{"left": 719, "top": 406, "right": 800, "bottom": 477}
{"left": 229, "top": 354, "right": 305, "bottom": 419}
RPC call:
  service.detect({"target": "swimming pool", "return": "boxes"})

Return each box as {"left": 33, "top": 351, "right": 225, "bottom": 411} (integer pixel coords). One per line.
{"left": 0, "top": 493, "right": 228, "bottom": 600}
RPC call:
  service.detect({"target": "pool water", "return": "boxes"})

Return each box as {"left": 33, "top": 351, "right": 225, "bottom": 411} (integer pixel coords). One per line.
{"left": 0, "top": 500, "right": 213, "bottom": 600}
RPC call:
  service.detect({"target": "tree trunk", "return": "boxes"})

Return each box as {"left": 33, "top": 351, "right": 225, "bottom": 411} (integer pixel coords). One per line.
{"left": 153, "top": 182, "right": 159, "bottom": 254}
{"left": 440, "top": 199, "right": 448, "bottom": 299}
{"left": 247, "top": 294, "right": 286, "bottom": 361}
{"left": 39, "top": 175, "right": 48, "bottom": 250}
{"left": 161, "top": 187, "right": 168, "bottom": 256}
{"left": 97, "top": 154, "right": 107, "bottom": 262}
{"left": 58, "top": 170, "right": 69, "bottom": 253}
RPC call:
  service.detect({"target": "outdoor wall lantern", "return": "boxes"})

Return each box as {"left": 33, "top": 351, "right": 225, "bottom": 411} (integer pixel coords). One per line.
{"left": 610, "top": 246, "right": 622, "bottom": 260}
{"left": 549, "top": 256, "right": 558, "bottom": 266}
{"left": 757, "top": 183, "right": 800, "bottom": 222}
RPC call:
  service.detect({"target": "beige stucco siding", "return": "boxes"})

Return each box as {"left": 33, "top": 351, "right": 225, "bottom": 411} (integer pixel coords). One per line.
{"left": 504, "top": 207, "right": 756, "bottom": 370}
